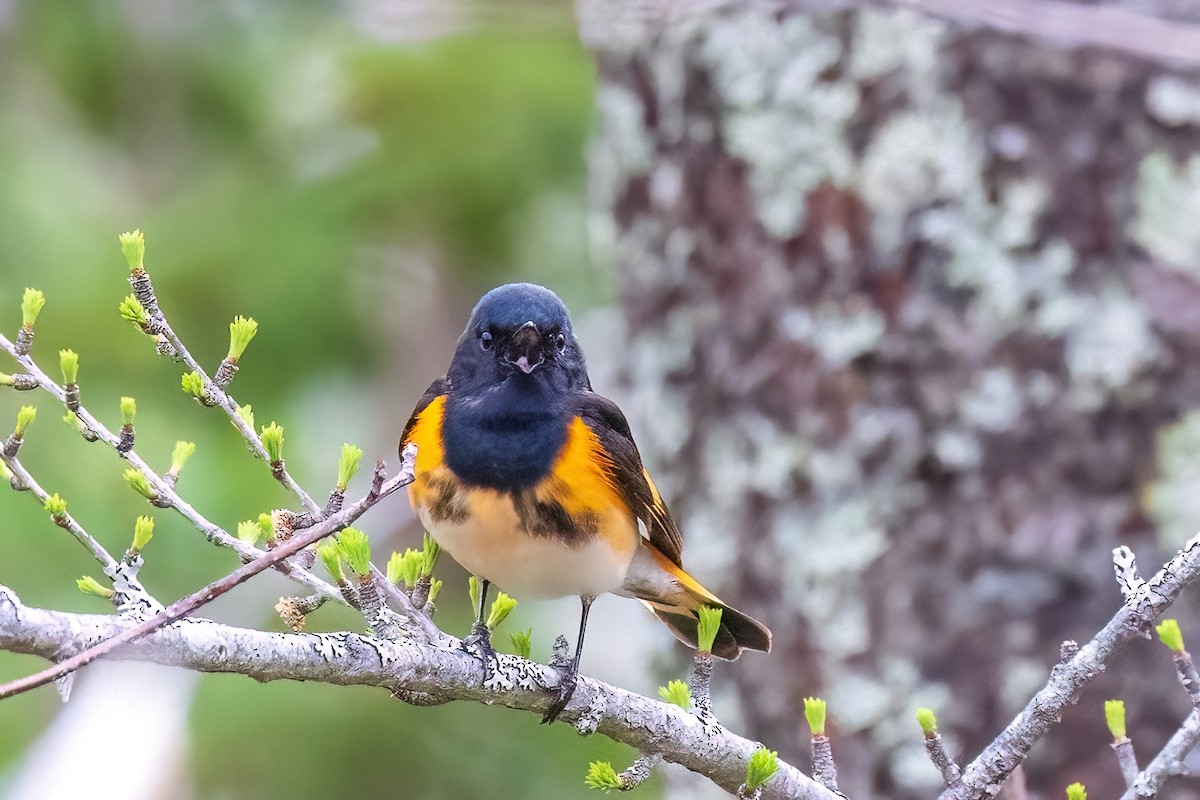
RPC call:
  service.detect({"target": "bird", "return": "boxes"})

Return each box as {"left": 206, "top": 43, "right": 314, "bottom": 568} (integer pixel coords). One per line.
{"left": 400, "top": 283, "right": 771, "bottom": 723}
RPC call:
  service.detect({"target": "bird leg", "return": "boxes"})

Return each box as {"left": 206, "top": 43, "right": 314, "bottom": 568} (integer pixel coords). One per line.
{"left": 541, "top": 594, "right": 595, "bottom": 724}
{"left": 461, "top": 578, "right": 498, "bottom": 685}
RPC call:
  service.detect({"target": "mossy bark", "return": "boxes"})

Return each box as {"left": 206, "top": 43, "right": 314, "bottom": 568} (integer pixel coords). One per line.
{"left": 582, "top": 3, "right": 1200, "bottom": 795}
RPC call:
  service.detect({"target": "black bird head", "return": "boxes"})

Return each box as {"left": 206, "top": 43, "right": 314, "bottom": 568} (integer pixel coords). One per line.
{"left": 447, "top": 283, "right": 591, "bottom": 396}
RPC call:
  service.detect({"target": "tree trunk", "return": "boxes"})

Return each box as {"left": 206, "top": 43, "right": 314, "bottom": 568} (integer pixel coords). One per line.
{"left": 581, "top": 2, "right": 1200, "bottom": 795}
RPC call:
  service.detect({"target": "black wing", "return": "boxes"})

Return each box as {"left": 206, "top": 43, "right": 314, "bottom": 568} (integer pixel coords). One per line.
{"left": 574, "top": 392, "right": 684, "bottom": 566}
{"left": 400, "top": 376, "right": 449, "bottom": 454}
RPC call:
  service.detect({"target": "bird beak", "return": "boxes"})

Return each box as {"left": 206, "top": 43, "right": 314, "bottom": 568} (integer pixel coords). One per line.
{"left": 509, "top": 321, "right": 543, "bottom": 374}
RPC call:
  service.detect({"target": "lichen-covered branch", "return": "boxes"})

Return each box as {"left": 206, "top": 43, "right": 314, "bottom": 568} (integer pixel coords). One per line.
{"left": 1122, "top": 708, "right": 1200, "bottom": 799}
{"left": 941, "top": 535, "right": 1200, "bottom": 799}
{"left": 0, "top": 586, "right": 840, "bottom": 800}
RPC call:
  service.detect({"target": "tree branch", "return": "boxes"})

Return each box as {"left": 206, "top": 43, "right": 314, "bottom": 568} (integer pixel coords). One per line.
{"left": 941, "top": 534, "right": 1200, "bottom": 799}
{"left": 0, "top": 459, "right": 413, "bottom": 700}
{"left": 0, "top": 585, "right": 838, "bottom": 800}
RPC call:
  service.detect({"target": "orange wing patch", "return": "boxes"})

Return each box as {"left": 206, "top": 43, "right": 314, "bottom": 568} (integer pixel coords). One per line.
{"left": 537, "top": 416, "right": 622, "bottom": 516}
{"left": 404, "top": 394, "right": 447, "bottom": 508}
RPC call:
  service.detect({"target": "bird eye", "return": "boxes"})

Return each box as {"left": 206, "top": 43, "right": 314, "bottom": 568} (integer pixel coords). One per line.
{"left": 554, "top": 333, "right": 566, "bottom": 353}
{"left": 480, "top": 331, "right": 494, "bottom": 351}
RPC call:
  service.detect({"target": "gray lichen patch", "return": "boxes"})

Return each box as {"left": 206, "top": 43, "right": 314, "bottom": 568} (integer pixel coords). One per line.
{"left": 1147, "top": 409, "right": 1200, "bottom": 549}
{"left": 1132, "top": 150, "right": 1200, "bottom": 272}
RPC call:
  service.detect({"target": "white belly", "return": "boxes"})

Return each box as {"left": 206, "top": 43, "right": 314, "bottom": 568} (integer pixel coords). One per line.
{"left": 417, "top": 489, "right": 637, "bottom": 599}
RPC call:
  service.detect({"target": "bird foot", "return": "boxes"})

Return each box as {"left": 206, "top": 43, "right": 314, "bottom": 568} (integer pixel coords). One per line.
{"left": 540, "top": 657, "right": 578, "bottom": 724}
{"left": 462, "top": 621, "right": 498, "bottom": 686}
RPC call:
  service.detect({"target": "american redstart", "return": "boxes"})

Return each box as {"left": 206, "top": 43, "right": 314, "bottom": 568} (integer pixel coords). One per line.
{"left": 401, "top": 283, "right": 771, "bottom": 722}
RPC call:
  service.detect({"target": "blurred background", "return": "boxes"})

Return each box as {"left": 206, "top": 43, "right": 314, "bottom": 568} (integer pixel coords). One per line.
{"left": 5, "top": 0, "right": 1200, "bottom": 798}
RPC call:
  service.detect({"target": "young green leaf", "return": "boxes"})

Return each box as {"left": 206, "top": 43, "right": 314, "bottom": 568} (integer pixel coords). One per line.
{"left": 21, "top": 288, "right": 45, "bottom": 327}
{"left": 120, "top": 396, "right": 137, "bottom": 426}
{"left": 235, "top": 404, "right": 255, "bottom": 430}
{"left": 43, "top": 492, "right": 67, "bottom": 519}
{"left": 584, "top": 761, "right": 621, "bottom": 792}
{"left": 181, "top": 371, "right": 206, "bottom": 400}
{"left": 58, "top": 349, "right": 79, "bottom": 384}
{"left": 1104, "top": 699, "right": 1126, "bottom": 741}
{"left": 421, "top": 531, "right": 441, "bottom": 576}
{"left": 237, "top": 520, "right": 262, "bottom": 546}
{"left": 257, "top": 512, "right": 274, "bottom": 541}
{"left": 132, "top": 515, "right": 155, "bottom": 552}
{"left": 337, "top": 443, "right": 363, "bottom": 492}
{"left": 916, "top": 707, "right": 938, "bottom": 736}
{"left": 317, "top": 540, "right": 344, "bottom": 583}
{"left": 658, "top": 679, "right": 691, "bottom": 709}
{"left": 77, "top": 575, "right": 114, "bottom": 599}
{"left": 118, "top": 294, "right": 150, "bottom": 326}
{"left": 14, "top": 405, "right": 36, "bottom": 435}
{"left": 427, "top": 578, "right": 443, "bottom": 604}
{"left": 227, "top": 315, "right": 258, "bottom": 361}
{"left": 1066, "top": 782, "right": 1087, "bottom": 800}
{"left": 261, "top": 421, "right": 285, "bottom": 463}
{"left": 123, "top": 468, "right": 155, "bottom": 500}
{"left": 338, "top": 528, "right": 372, "bottom": 577}
{"left": 804, "top": 697, "right": 827, "bottom": 736}
{"left": 744, "top": 748, "right": 779, "bottom": 794}
{"left": 510, "top": 627, "right": 533, "bottom": 659}
{"left": 170, "top": 441, "right": 196, "bottom": 475}
{"left": 486, "top": 592, "right": 518, "bottom": 631}
{"left": 468, "top": 575, "right": 482, "bottom": 613}
{"left": 119, "top": 229, "right": 145, "bottom": 271}
{"left": 1157, "top": 619, "right": 1185, "bottom": 654}
{"left": 696, "top": 605, "right": 723, "bottom": 654}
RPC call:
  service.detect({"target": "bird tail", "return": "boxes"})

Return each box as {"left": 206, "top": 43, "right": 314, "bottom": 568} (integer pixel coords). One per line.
{"left": 622, "top": 544, "right": 772, "bottom": 660}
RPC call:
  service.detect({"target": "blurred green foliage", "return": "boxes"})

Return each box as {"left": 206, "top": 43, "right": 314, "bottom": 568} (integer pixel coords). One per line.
{"left": 0, "top": 1, "right": 638, "bottom": 797}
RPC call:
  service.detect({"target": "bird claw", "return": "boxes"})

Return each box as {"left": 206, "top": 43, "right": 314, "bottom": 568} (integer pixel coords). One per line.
{"left": 462, "top": 621, "right": 498, "bottom": 686}
{"left": 540, "top": 657, "right": 578, "bottom": 724}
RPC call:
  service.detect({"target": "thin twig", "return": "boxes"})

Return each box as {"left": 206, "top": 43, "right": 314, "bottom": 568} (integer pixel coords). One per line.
{"left": 0, "top": 332, "right": 343, "bottom": 603}
{"left": 0, "top": 452, "right": 118, "bottom": 572}
{"left": 924, "top": 730, "right": 962, "bottom": 786}
{"left": 1122, "top": 708, "right": 1200, "bottom": 799}
{"left": 1112, "top": 738, "right": 1138, "bottom": 789}
{"left": 941, "top": 536, "right": 1200, "bottom": 799}
{"left": 0, "top": 462, "right": 412, "bottom": 701}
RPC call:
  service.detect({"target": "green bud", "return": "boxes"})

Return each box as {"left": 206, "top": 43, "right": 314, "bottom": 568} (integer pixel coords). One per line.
{"left": 237, "top": 520, "right": 262, "bottom": 546}
{"left": 744, "top": 748, "right": 779, "bottom": 794}
{"left": 15, "top": 405, "right": 36, "bottom": 435}
{"left": 338, "top": 528, "right": 372, "bottom": 577}
{"left": 118, "top": 294, "right": 150, "bottom": 326}
{"left": 235, "top": 404, "right": 255, "bottom": 430}
{"left": 317, "top": 540, "right": 344, "bottom": 583}
{"left": 584, "top": 761, "right": 621, "bottom": 792}
{"left": 0, "top": 373, "right": 12, "bottom": 387}
{"left": 1066, "top": 782, "right": 1087, "bottom": 800}
{"left": 77, "top": 575, "right": 114, "bottom": 599}
{"left": 337, "top": 443, "right": 363, "bottom": 492}
{"left": 696, "top": 606, "right": 722, "bottom": 654}
{"left": 21, "top": 288, "right": 45, "bottom": 327}
{"left": 132, "top": 515, "right": 155, "bottom": 551}
{"left": 659, "top": 679, "right": 691, "bottom": 709}
{"left": 0, "top": 460, "right": 12, "bottom": 481}
{"left": 120, "top": 396, "right": 137, "bottom": 426}
{"left": 486, "top": 592, "right": 517, "bottom": 631}
{"left": 916, "top": 707, "right": 938, "bottom": 736}
{"left": 257, "top": 512, "right": 273, "bottom": 542}
{"left": 804, "top": 697, "right": 827, "bottom": 736}
{"left": 1104, "top": 699, "right": 1126, "bottom": 741}
{"left": 123, "top": 468, "right": 155, "bottom": 500}
{"left": 181, "top": 371, "right": 206, "bottom": 400}
{"left": 468, "top": 575, "right": 482, "bottom": 613}
{"left": 427, "top": 578, "right": 443, "bottom": 604}
{"left": 170, "top": 441, "right": 196, "bottom": 475}
{"left": 227, "top": 315, "right": 258, "bottom": 361}
{"left": 261, "top": 421, "right": 284, "bottom": 463}
{"left": 119, "top": 229, "right": 145, "bottom": 271}
{"left": 1157, "top": 619, "right": 1185, "bottom": 654}
{"left": 421, "top": 531, "right": 441, "bottom": 576}
{"left": 59, "top": 350, "right": 79, "bottom": 384}
{"left": 43, "top": 492, "right": 67, "bottom": 519}
{"left": 510, "top": 627, "right": 533, "bottom": 659}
